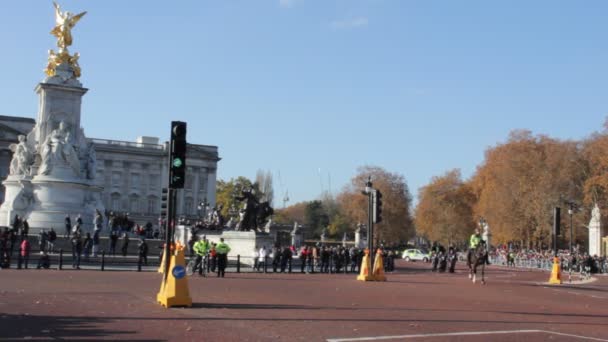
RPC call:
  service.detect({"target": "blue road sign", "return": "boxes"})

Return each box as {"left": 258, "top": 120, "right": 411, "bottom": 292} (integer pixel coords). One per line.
{"left": 172, "top": 265, "right": 186, "bottom": 279}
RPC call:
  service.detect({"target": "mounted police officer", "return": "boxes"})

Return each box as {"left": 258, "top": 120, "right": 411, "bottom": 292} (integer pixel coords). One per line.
{"left": 467, "top": 228, "right": 483, "bottom": 265}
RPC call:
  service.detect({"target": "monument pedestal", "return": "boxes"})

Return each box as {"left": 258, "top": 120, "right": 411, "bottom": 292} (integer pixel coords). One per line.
{"left": 0, "top": 176, "right": 34, "bottom": 226}
{"left": 26, "top": 173, "right": 103, "bottom": 233}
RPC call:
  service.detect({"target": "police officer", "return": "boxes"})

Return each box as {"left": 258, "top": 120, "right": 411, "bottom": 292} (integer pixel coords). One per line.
{"left": 468, "top": 228, "right": 487, "bottom": 266}
{"left": 193, "top": 235, "right": 211, "bottom": 276}
{"left": 215, "top": 238, "right": 231, "bottom": 278}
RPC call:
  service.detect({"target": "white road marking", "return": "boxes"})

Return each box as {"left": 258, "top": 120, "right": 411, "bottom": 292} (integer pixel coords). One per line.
{"left": 327, "top": 329, "right": 608, "bottom": 342}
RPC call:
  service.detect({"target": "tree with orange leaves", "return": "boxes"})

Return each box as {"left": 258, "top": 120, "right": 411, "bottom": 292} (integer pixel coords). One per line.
{"left": 337, "top": 166, "right": 414, "bottom": 246}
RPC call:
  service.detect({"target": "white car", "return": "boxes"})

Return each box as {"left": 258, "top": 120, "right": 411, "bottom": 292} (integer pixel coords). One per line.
{"left": 402, "top": 249, "right": 430, "bottom": 262}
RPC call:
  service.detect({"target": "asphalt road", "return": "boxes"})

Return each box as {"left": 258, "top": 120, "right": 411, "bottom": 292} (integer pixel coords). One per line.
{"left": 0, "top": 261, "right": 606, "bottom": 341}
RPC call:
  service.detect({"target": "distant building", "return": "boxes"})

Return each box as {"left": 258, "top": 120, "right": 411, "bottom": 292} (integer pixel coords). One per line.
{"left": 0, "top": 115, "right": 220, "bottom": 227}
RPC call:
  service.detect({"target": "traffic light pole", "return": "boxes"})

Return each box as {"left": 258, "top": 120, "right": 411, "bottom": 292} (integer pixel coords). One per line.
{"left": 368, "top": 190, "right": 374, "bottom": 265}
{"left": 163, "top": 188, "right": 178, "bottom": 279}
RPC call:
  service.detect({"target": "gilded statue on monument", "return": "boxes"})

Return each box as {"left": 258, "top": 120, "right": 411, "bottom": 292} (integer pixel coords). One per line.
{"left": 45, "top": 2, "right": 86, "bottom": 78}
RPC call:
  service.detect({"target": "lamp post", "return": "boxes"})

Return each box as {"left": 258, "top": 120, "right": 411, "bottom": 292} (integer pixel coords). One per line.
{"left": 564, "top": 200, "right": 578, "bottom": 283}
{"left": 198, "top": 197, "right": 209, "bottom": 223}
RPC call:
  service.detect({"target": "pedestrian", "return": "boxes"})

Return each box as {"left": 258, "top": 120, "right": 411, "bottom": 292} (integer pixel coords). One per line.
{"left": 210, "top": 243, "right": 217, "bottom": 272}
{"left": 258, "top": 246, "right": 267, "bottom": 272}
{"left": 38, "top": 229, "right": 48, "bottom": 253}
{"left": 94, "top": 209, "right": 103, "bottom": 232}
{"left": 271, "top": 245, "right": 280, "bottom": 273}
{"left": 300, "top": 246, "right": 308, "bottom": 273}
{"left": 8, "top": 228, "right": 16, "bottom": 258}
{"left": 83, "top": 232, "right": 92, "bottom": 262}
{"left": 47, "top": 228, "right": 57, "bottom": 253}
{"left": 252, "top": 247, "right": 259, "bottom": 271}
{"left": 109, "top": 231, "right": 118, "bottom": 256}
{"left": 12, "top": 214, "right": 21, "bottom": 234}
{"left": 71, "top": 232, "right": 82, "bottom": 269}
{"left": 138, "top": 238, "right": 149, "bottom": 266}
{"left": 281, "top": 246, "right": 292, "bottom": 273}
{"left": 20, "top": 237, "right": 31, "bottom": 269}
{"left": 37, "top": 251, "right": 50, "bottom": 269}
{"left": 215, "top": 238, "right": 231, "bottom": 277}
{"left": 92, "top": 229, "right": 100, "bottom": 257}
{"left": 121, "top": 233, "right": 129, "bottom": 257}
{"left": 21, "top": 219, "right": 29, "bottom": 238}
{"left": 76, "top": 214, "right": 83, "bottom": 227}
{"left": 64, "top": 214, "right": 72, "bottom": 238}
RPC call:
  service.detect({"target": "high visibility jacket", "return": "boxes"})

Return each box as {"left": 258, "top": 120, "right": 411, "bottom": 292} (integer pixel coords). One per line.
{"left": 216, "top": 242, "right": 231, "bottom": 255}
{"left": 469, "top": 234, "right": 482, "bottom": 249}
{"left": 193, "top": 240, "right": 210, "bottom": 256}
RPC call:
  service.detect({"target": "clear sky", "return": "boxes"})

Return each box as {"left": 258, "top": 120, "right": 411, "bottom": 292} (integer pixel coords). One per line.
{"left": 0, "top": 1, "right": 606, "bottom": 206}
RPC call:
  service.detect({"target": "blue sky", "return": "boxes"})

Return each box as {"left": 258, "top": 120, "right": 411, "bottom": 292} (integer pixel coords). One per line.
{"left": 0, "top": 1, "right": 606, "bottom": 206}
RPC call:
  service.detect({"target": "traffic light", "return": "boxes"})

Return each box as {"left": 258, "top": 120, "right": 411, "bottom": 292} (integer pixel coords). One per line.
{"left": 160, "top": 187, "right": 168, "bottom": 218}
{"left": 373, "top": 189, "right": 383, "bottom": 224}
{"left": 169, "top": 121, "right": 187, "bottom": 188}
{"left": 553, "top": 207, "right": 560, "bottom": 237}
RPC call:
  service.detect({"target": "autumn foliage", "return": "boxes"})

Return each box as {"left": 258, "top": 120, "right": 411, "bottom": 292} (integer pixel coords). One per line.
{"left": 416, "top": 127, "right": 608, "bottom": 249}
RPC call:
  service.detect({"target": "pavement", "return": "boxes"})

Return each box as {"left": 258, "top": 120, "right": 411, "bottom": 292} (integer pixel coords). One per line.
{"left": 0, "top": 261, "right": 607, "bottom": 341}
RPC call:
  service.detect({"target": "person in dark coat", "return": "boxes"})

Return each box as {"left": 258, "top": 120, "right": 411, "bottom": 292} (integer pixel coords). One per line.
{"left": 109, "top": 231, "right": 118, "bottom": 256}
{"left": 64, "top": 215, "right": 72, "bottom": 238}
{"left": 280, "top": 246, "right": 292, "bottom": 273}
{"left": 71, "top": 233, "right": 82, "bottom": 269}
{"left": 138, "top": 238, "right": 149, "bottom": 266}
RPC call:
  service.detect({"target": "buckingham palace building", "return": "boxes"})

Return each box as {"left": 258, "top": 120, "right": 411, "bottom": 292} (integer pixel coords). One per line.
{"left": 0, "top": 114, "right": 220, "bottom": 227}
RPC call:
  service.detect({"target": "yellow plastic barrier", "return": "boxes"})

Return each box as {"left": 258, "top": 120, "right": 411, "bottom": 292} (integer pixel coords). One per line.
{"left": 372, "top": 249, "right": 387, "bottom": 281}
{"left": 548, "top": 256, "right": 562, "bottom": 285}
{"left": 357, "top": 249, "right": 374, "bottom": 281}
{"left": 157, "top": 247, "right": 192, "bottom": 308}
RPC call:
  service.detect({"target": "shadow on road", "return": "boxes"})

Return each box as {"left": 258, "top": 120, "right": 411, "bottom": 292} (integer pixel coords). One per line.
{"left": 0, "top": 314, "right": 161, "bottom": 341}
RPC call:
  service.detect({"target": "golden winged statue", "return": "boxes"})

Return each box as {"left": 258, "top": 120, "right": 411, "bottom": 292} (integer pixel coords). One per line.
{"left": 45, "top": 2, "right": 86, "bottom": 78}
{"left": 50, "top": 1, "right": 87, "bottom": 49}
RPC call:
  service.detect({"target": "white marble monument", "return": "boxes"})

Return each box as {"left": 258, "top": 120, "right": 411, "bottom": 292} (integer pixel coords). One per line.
{"left": 0, "top": 3, "right": 104, "bottom": 232}
{"left": 589, "top": 204, "right": 602, "bottom": 257}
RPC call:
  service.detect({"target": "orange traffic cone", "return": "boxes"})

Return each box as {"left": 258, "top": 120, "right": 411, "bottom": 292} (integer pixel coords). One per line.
{"left": 357, "top": 249, "right": 374, "bottom": 281}
{"left": 372, "top": 249, "right": 387, "bottom": 281}
{"left": 548, "top": 256, "right": 562, "bottom": 284}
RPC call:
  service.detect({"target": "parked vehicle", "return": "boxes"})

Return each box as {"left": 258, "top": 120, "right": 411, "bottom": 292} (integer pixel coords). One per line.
{"left": 402, "top": 249, "right": 430, "bottom": 262}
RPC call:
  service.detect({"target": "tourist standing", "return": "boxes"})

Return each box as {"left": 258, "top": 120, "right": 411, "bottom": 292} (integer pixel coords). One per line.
{"left": 109, "top": 231, "right": 118, "bottom": 256}
{"left": 82, "top": 232, "right": 92, "bottom": 262}
{"left": 138, "top": 238, "right": 149, "bottom": 266}
{"left": 64, "top": 215, "right": 72, "bottom": 238}
{"left": 258, "top": 246, "right": 267, "bottom": 272}
{"left": 38, "top": 230, "right": 48, "bottom": 253}
{"left": 20, "top": 237, "right": 30, "bottom": 269}
{"left": 47, "top": 228, "right": 57, "bottom": 253}
{"left": 215, "top": 238, "right": 231, "bottom": 277}
{"left": 71, "top": 233, "right": 82, "bottom": 269}
{"left": 21, "top": 219, "right": 29, "bottom": 238}
{"left": 92, "top": 230, "right": 100, "bottom": 257}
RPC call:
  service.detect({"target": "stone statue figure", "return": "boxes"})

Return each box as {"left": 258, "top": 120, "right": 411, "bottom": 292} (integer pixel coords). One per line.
{"left": 86, "top": 142, "right": 96, "bottom": 180}
{"left": 9, "top": 135, "right": 34, "bottom": 176}
{"left": 592, "top": 204, "right": 601, "bottom": 224}
{"left": 39, "top": 121, "right": 81, "bottom": 177}
{"left": 51, "top": 2, "right": 87, "bottom": 49}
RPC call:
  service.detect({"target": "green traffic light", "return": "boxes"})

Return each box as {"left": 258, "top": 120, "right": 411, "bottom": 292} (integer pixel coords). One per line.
{"left": 173, "top": 158, "right": 183, "bottom": 168}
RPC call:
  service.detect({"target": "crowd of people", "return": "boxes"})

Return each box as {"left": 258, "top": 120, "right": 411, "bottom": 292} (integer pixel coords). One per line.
{"left": 488, "top": 247, "right": 608, "bottom": 274}
{"left": 249, "top": 245, "right": 398, "bottom": 274}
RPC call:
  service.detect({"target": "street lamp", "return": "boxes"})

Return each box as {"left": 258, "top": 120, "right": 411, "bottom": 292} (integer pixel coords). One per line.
{"left": 564, "top": 199, "right": 578, "bottom": 282}
{"left": 198, "top": 197, "right": 209, "bottom": 223}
